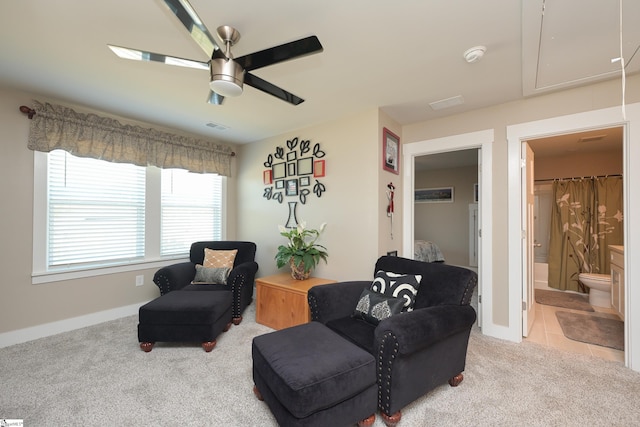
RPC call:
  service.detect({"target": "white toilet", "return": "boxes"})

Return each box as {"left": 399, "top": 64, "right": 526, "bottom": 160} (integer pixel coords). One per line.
{"left": 578, "top": 273, "right": 612, "bottom": 308}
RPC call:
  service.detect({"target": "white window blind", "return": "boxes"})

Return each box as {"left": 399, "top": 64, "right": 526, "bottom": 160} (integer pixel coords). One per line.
{"left": 161, "top": 169, "right": 222, "bottom": 256}
{"left": 47, "top": 150, "right": 146, "bottom": 268}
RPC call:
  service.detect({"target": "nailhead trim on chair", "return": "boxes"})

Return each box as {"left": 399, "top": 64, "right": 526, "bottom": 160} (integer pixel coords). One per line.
{"left": 229, "top": 273, "right": 246, "bottom": 320}
{"left": 459, "top": 274, "right": 477, "bottom": 305}
{"left": 377, "top": 331, "right": 399, "bottom": 415}
{"left": 155, "top": 274, "right": 171, "bottom": 295}
{"left": 308, "top": 294, "right": 319, "bottom": 321}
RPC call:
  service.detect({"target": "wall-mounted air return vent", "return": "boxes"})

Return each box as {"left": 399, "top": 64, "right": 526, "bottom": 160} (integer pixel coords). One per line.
{"left": 578, "top": 134, "right": 607, "bottom": 143}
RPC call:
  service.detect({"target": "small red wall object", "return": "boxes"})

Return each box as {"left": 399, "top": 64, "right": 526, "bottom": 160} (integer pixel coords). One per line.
{"left": 313, "top": 160, "right": 325, "bottom": 177}
{"left": 263, "top": 170, "right": 273, "bottom": 185}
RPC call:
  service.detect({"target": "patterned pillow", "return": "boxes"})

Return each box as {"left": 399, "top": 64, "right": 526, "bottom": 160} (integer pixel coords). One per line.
{"left": 192, "top": 265, "right": 231, "bottom": 284}
{"left": 370, "top": 270, "right": 422, "bottom": 312}
{"left": 203, "top": 248, "right": 237, "bottom": 269}
{"left": 352, "top": 288, "right": 405, "bottom": 325}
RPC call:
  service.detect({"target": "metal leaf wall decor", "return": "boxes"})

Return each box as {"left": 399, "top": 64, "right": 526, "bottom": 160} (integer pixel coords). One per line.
{"left": 262, "top": 137, "right": 327, "bottom": 227}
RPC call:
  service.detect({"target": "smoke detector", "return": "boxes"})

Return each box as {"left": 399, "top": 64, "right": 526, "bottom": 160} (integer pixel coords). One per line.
{"left": 463, "top": 46, "right": 486, "bottom": 63}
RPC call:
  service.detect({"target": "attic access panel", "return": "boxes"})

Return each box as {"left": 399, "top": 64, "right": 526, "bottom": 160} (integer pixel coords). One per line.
{"left": 522, "top": 0, "right": 640, "bottom": 96}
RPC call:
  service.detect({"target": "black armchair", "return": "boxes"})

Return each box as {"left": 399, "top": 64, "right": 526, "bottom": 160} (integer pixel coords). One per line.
{"left": 153, "top": 241, "right": 258, "bottom": 325}
{"left": 308, "top": 256, "right": 477, "bottom": 425}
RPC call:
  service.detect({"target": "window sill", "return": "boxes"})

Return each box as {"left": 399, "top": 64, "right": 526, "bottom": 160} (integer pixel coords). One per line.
{"left": 31, "top": 257, "right": 189, "bottom": 285}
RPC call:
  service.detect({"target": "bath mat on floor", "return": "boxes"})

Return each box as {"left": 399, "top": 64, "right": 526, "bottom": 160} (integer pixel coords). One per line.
{"left": 535, "top": 289, "right": 594, "bottom": 312}
{"left": 556, "top": 311, "right": 624, "bottom": 350}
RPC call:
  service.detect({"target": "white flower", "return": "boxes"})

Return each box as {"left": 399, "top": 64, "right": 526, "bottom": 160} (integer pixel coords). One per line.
{"left": 278, "top": 225, "right": 287, "bottom": 233}
{"left": 319, "top": 222, "right": 327, "bottom": 233}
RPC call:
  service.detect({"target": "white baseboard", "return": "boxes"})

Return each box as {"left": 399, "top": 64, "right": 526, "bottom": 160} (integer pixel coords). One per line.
{"left": 0, "top": 301, "right": 150, "bottom": 349}
{"left": 481, "top": 322, "right": 519, "bottom": 342}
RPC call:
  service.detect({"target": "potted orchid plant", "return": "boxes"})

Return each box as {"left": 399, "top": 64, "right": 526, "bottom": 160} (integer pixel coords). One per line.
{"left": 275, "top": 221, "right": 328, "bottom": 280}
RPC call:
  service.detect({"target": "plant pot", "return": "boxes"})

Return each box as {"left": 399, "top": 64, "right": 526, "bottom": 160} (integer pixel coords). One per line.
{"left": 289, "top": 258, "right": 311, "bottom": 280}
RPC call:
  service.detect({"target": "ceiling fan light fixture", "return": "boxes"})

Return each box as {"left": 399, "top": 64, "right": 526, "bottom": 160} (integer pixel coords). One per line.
{"left": 210, "top": 57, "right": 244, "bottom": 97}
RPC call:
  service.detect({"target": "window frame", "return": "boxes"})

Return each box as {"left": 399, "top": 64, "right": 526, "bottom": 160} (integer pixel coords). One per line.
{"left": 32, "top": 151, "right": 227, "bottom": 284}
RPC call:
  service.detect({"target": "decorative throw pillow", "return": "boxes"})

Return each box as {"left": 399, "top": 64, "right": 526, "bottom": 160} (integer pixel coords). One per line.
{"left": 203, "top": 248, "right": 237, "bottom": 269}
{"left": 370, "top": 270, "right": 422, "bottom": 312}
{"left": 352, "top": 288, "right": 405, "bottom": 325}
{"left": 192, "top": 265, "right": 231, "bottom": 285}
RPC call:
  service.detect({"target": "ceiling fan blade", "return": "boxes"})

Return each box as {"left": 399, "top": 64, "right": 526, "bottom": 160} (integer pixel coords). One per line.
{"left": 235, "top": 36, "right": 323, "bottom": 71}
{"left": 206, "top": 90, "right": 225, "bottom": 105}
{"left": 108, "top": 45, "right": 209, "bottom": 70}
{"left": 162, "top": 0, "right": 220, "bottom": 58}
{"left": 244, "top": 73, "right": 304, "bottom": 105}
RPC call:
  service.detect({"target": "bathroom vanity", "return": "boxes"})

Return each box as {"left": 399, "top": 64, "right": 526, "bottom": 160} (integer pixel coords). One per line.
{"left": 610, "top": 245, "right": 624, "bottom": 320}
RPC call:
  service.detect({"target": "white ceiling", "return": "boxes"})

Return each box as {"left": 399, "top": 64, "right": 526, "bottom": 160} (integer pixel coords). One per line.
{"left": 0, "top": 1, "right": 638, "bottom": 146}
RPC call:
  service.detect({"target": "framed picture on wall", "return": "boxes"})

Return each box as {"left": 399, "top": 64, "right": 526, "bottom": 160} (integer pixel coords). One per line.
{"left": 272, "top": 162, "right": 286, "bottom": 179}
{"left": 415, "top": 187, "right": 454, "bottom": 203}
{"left": 297, "top": 157, "right": 313, "bottom": 175}
{"left": 313, "top": 160, "right": 325, "bottom": 177}
{"left": 286, "top": 179, "right": 298, "bottom": 196}
{"left": 382, "top": 127, "right": 400, "bottom": 175}
{"left": 263, "top": 170, "right": 272, "bottom": 185}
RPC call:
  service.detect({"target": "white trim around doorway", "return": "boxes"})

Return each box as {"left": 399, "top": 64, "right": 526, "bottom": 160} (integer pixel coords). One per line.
{"left": 402, "top": 129, "right": 497, "bottom": 336}
{"left": 507, "top": 103, "right": 640, "bottom": 372}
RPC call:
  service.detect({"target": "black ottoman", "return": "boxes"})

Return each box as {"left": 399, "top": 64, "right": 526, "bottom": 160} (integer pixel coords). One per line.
{"left": 252, "top": 321, "right": 377, "bottom": 427}
{"left": 138, "top": 290, "right": 233, "bottom": 352}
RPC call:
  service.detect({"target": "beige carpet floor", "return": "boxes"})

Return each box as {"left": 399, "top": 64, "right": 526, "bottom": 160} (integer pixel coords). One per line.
{"left": 1, "top": 303, "right": 640, "bottom": 426}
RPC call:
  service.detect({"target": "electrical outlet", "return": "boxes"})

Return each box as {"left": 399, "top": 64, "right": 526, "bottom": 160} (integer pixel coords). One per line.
{"left": 135, "top": 275, "right": 144, "bottom": 287}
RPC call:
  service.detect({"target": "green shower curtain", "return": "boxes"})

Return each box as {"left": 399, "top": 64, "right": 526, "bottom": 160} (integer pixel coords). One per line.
{"left": 547, "top": 176, "right": 623, "bottom": 292}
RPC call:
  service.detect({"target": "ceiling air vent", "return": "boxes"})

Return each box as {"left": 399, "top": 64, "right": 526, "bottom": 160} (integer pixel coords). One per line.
{"left": 429, "top": 95, "right": 464, "bottom": 111}
{"left": 206, "top": 122, "right": 228, "bottom": 131}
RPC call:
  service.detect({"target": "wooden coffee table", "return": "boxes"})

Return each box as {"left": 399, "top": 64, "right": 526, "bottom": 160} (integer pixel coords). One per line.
{"left": 255, "top": 273, "right": 336, "bottom": 330}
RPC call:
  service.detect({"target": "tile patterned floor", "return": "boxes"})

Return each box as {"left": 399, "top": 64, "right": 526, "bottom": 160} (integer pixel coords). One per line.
{"left": 524, "top": 301, "right": 625, "bottom": 363}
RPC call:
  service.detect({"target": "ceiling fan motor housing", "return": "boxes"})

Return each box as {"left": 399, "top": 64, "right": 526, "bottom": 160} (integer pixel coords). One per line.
{"left": 210, "top": 57, "right": 245, "bottom": 97}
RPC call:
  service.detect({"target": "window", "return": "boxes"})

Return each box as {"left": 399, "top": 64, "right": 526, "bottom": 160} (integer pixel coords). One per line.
{"left": 47, "top": 150, "right": 146, "bottom": 268}
{"left": 161, "top": 168, "right": 222, "bottom": 256}
{"left": 33, "top": 150, "right": 224, "bottom": 282}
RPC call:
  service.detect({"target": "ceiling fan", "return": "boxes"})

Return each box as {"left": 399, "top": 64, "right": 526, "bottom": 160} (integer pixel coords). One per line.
{"left": 108, "top": 0, "right": 323, "bottom": 105}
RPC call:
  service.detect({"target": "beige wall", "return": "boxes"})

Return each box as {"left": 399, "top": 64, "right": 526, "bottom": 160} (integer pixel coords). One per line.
{"left": 415, "top": 165, "right": 477, "bottom": 266}
{"left": 236, "top": 109, "right": 402, "bottom": 281}
{"left": 0, "top": 86, "right": 238, "bottom": 336}
{"left": 377, "top": 112, "right": 404, "bottom": 257}
{"left": 534, "top": 149, "right": 623, "bottom": 180}
{"left": 2, "top": 73, "right": 638, "bottom": 341}
{"left": 403, "top": 73, "right": 640, "bottom": 327}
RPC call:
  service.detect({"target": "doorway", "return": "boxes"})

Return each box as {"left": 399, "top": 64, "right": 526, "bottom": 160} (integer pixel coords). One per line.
{"left": 507, "top": 103, "right": 640, "bottom": 371}
{"left": 402, "top": 129, "right": 493, "bottom": 333}
{"left": 414, "top": 149, "right": 480, "bottom": 319}
{"left": 523, "top": 127, "right": 624, "bottom": 362}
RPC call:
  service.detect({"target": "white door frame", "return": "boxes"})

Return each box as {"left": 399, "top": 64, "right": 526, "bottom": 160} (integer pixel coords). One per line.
{"left": 507, "top": 103, "right": 640, "bottom": 371}
{"left": 522, "top": 142, "right": 536, "bottom": 337}
{"left": 402, "top": 129, "right": 495, "bottom": 334}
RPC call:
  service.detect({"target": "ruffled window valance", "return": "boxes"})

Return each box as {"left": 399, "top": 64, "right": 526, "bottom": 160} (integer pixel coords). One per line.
{"left": 27, "top": 101, "right": 234, "bottom": 176}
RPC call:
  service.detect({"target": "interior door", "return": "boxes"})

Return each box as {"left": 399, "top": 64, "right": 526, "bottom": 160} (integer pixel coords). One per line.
{"left": 522, "top": 142, "right": 536, "bottom": 337}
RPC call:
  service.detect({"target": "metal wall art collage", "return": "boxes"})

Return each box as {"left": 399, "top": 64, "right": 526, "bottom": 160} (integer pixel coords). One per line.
{"left": 262, "top": 137, "right": 327, "bottom": 227}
